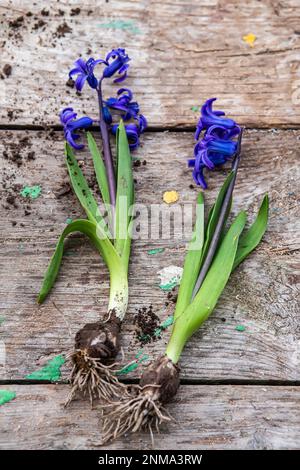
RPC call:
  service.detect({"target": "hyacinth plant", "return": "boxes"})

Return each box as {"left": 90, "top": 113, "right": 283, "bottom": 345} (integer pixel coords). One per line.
{"left": 37, "top": 49, "right": 146, "bottom": 405}
{"left": 102, "top": 101, "right": 269, "bottom": 443}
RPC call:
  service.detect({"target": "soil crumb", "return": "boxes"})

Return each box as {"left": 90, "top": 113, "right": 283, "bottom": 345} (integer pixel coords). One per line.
{"left": 55, "top": 22, "right": 72, "bottom": 38}
{"left": 3, "top": 64, "right": 12, "bottom": 77}
{"left": 70, "top": 8, "right": 81, "bottom": 16}
{"left": 134, "top": 306, "right": 160, "bottom": 345}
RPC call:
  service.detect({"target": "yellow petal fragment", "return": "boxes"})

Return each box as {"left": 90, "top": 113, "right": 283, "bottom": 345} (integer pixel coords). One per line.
{"left": 163, "top": 190, "right": 179, "bottom": 204}
{"left": 243, "top": 33, "right": 257, "bottom": 47}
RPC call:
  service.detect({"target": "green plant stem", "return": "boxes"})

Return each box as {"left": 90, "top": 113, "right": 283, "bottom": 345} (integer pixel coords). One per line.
{"left": 97, "top": 80, "right": 116, "bottom": 209}
{"left": 108, "top": 264, "right": 129, "bottom": 320}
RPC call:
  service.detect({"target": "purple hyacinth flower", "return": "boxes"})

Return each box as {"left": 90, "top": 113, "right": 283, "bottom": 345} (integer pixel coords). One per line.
{"left": 189, "top": 98, "right": 240, "bottom": 188}
{"left": 105, "top": 88, "right": 139, "bottom": 120}
{"left": 69, "top": 57, "right": 105, "bottom": 91}
{"left": 189, "top": 134, "right": 238, "bottom": 189}
{"left": 102, "top": 48, "right": 130, "bottom": 83}
{"left": 104, "top": 88, "right": 140, "bottom": 123}
{"left": 103, "top": 87, "right": 147, "bottom": 150}
{"left": 205, "top": 123, "right": 241, "bottom": 140}
{"left": 137, "top": 114, "right": 147, "bottom": 133}
{"left": 111, "top": 122, "right": 142, "bottom": 151}
{"left": 195, "top": 98, "right": 237, "bottom": 140}
{"left": 60, "top": 107, "right": 93, "bottom": 150}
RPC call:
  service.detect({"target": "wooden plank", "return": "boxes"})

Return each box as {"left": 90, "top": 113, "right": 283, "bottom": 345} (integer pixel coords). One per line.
{"left": 0, "top": 1, "right": 300, "bottom": 127}
{"left": 0, "top": 129, "right": 299, "bottom": 381}
{"left": 0, "top": 384, "right": 299, "bottom": 449}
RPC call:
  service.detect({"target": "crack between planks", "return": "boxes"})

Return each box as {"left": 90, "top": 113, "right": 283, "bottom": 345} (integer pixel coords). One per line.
{"left": 0, "top": 124, "right": 300, "bottom": 133}
{"left": 1, "top": 379, "right": 300, "bottom": 386}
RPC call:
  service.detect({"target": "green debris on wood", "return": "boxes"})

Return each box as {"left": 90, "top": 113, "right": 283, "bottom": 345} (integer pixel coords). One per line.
{"left": 66, "top": 217, "right": 73, "bottom": 225}
{"left": 0, "top": 390, "right": 16, "bottom": 406}
{"left": 98, "top": 19, "right": 141, "bottom": 35}
{"left": 158, "top": 266, "right": 183, "bottom": 291}
{"left": 147, "top": 248, "right": 165, "bottom": 255}
{"left": 117, "top": 352, "right": 149, "bottom": 375}
{"left": 25, "top": 355, "right": 65, "bottom": 381}
{"left": 159, "top": 281, "right": 176, "bottom": 291}
{"left": 155, "top": 315, "right": 174, "bottom": 336}
{"left": 191, "top": 105, "right": 200, "bottom": 112}
{"left": 139, "top": 315, "right": 174, "bottom": 343}
{"left": 235, "top": 325, "right": 246, "bottom": 332}
{"left": 20, "top": 185, "right": 41, "bottom": 199}
{"left": 135, "top": 349, "right": 144, "bottom": 359}
{"left": 0, "top": 316, "right": 5, "bottom": 325}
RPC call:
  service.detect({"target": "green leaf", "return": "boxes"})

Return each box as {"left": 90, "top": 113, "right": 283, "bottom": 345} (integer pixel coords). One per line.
{"left": 87, "top": 132, "right": 111, "bottom": 208}
{"left": 38, "top": 219, "right": 119, "bottom": 304}
{"left": 174, "top": 193, "right": 205, "bottom": 321}
{"left": 114, "top": 120, "right": 134, "bottom": 259}
{"left": 200, "top": 172, "right": 234, "bottom": 267}
{"left": 233, "top": 194, "right": 269, "bottom": 270}
{"left": 65, "top": 143, "right": 109, "bottom": 235}
{"left": 166, "top": 211, "right": 247, "bottom": 363}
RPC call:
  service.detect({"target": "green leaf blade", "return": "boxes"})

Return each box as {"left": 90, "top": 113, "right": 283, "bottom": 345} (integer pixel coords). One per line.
{"left": 233, "top": 194, "right": 269, "bottom": 270}
{"left": 37, "top": 219, "right": 117, "bottom": 304}
{"left": 114, "top": 120, "right": 134, "bottom": 260}
{"left": 166, "top": 211, "right": 247, "bottom": 363}
{"left": 174, "top": 192, "right": 205, "bottom": 320}
{"left": 65, "top": 143, "right": 109, "bottom": 235}
{"left": 87, "top": 132, "right": 111, "bottom": 208}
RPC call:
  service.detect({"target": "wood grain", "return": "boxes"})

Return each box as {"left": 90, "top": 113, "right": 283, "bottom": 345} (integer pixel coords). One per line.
{"left": 0, "top": 129, "right": 299, "bottom": 382}
{"left": 0, "top": 0, "right": 300, "bottom": 127}
{"left": 1, "top": 384, "right": 299, "bottom": 449}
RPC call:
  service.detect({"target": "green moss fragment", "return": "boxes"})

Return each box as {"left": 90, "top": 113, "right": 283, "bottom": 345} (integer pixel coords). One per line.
{"left": 25, "top": 355, "right": 65, "bottom": 381}
{"left": 147, "top": 248, "right": 165, "bottom": 255}
{"left": 235, "top": 325, "right": 246, "bottom": 332}
{"left": 0, "top": 390, "right": 16, "bottom": 406}
{"left": 159, "top": 279, "right": 179, "bottom": 291}
{"left": 117, "top": 353, "right": 149, "bottom": 376}
{"left": 20, "top": 185, "right": 42, "bottom": 199}
{"left": 98, "top": 20, "right": 141, "bottom": 35}
{"left": 155, "top": 315, "right": 174, "bottom": 336}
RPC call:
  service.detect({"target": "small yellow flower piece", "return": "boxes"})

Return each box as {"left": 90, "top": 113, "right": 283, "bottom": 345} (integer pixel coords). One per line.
{"left": 163, "top": 190, "right": 179, "bottom": 204}
{"left": 243, "top": 33, "right": 257, "bottom": 47}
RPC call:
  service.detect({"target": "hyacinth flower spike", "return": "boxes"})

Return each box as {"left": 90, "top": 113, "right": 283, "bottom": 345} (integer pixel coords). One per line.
{"left": 102, "top": 114, "right": 269, "bottom": 445}
{"left": 190, "top": 97, "right": 241, "bottom": 189}
{"left": 38, "top": 50, "right": 146, "bottom": 406}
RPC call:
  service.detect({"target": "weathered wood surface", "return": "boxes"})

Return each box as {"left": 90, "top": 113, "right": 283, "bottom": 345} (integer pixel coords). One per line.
{"left": 0, "top": 129, "right": 299, "bottom": 382}
{"left": 1, "top": 384, "right": 300, "bottom": 450}
{"left": 0, "top": 0, "right": 300, "bottom": 127}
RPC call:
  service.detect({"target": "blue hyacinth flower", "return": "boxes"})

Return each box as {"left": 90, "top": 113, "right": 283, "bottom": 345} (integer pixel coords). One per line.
{"left": 60, "top": 108, "right": 93, "bottom": 150}
{"left": 103, "top": 88, "right": 147, "bottom": 150}
{"left": 195, "top": 98, "right": 237, "bottom": 140}
{"left": 189, "top": 98, "right": 240, "bottom": 189}
{"left": 102, "top": 48, "right": 130, "bottom": 83}
{"left": 111, "top": 121, "right": 144, "bottom": 151}
{"left": 105, "top": 88, "right": 139, "bottom": 121}
{"left": 69, "top": 57, "right": 105, "bottom": 92}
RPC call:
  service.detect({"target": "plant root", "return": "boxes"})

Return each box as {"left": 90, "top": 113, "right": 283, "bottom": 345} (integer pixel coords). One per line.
{"left": 65, "top": 312, "right": 128, "bottom": 406}
{"left": 101, "top": 355, "right": 180, "bottom": 444}
{"left": 65, "top": 349, "right": 129, "bottom": 407}
{"left": 101, "top": 385, "right": 172, "bottom": 444}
